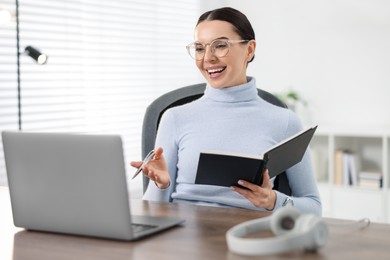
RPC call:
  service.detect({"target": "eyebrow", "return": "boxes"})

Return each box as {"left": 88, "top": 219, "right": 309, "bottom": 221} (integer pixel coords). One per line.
{"left": 194, "top": 36, "right": 229, "bottom": 44}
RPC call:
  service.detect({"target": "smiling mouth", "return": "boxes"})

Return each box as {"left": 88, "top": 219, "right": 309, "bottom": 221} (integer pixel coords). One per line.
{"left": 207, "top": 67, "right": 226, "bottom": 75}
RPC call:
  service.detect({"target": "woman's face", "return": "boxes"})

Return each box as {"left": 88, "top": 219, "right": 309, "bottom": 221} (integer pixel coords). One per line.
{"left": 194, "top": 20, "right": 256, "bottom": 89}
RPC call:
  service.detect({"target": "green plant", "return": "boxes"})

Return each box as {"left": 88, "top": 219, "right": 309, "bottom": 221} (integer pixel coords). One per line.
{"left": 274, "top": 89, "right": 307, "bottom": 110}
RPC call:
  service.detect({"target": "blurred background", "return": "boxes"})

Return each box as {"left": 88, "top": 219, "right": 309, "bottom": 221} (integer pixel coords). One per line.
{"left": 1, "top": 1, "right": 389, "bottom": 218}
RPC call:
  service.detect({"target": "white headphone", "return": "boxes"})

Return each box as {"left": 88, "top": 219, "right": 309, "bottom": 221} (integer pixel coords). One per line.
{"left": 226, "top": 206, "right": 328, "bottom": 256}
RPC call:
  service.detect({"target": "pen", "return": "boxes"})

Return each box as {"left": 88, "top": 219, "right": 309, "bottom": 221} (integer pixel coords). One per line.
{"left": 131, "top": 150, "right": 155, "bottom": 180}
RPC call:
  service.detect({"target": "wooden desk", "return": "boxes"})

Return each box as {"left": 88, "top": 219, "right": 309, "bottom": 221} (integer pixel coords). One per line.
{"left": 1, "top": 186, "right": 389, "bottom": 260}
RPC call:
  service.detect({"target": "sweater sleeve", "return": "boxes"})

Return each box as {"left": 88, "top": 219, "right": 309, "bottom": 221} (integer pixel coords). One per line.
{"left": 142, "top": 109, "right": 178, "bottom": 202}
{"left": 273, "top": 110, "right": 322, "bottom": 215}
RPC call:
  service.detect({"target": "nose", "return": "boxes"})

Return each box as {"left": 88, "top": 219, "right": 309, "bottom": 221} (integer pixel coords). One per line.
{"left": 203, "top": 44, "right": 216, "bottom": 62}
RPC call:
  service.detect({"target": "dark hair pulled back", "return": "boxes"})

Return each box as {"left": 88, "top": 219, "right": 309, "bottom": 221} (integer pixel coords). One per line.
{"left": 197, "top": 7, "right": 255, "bottom": 63}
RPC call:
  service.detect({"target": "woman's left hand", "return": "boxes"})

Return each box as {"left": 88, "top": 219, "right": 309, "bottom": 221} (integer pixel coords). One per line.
{"left": 231, "top": 169, "right": 276, "bottom": 210}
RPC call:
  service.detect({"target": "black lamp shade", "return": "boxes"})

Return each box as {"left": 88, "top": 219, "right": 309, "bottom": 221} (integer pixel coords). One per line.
{"left": 24, "top": 46, "right": 48, "bottom": 64}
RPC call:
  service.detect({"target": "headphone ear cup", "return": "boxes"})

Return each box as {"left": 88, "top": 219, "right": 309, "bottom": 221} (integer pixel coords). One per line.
{"left": 270, "top": 206, "right": 301, "bottom": 235}
{"left": 292, "top": 214, "right": 329, "bottom": 251}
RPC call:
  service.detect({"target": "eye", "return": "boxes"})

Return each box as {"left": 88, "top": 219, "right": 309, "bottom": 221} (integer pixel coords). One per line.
{"left": 213, "top": 41, "right": 228, "bottom": 49}
{"left": 194, "top": 44, "right": 205, "bottom": 53}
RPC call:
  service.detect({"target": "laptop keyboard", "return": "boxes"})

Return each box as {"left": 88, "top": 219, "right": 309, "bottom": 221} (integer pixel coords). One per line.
{"left": 131, "top": 223, "right": 157, "bottom": 234}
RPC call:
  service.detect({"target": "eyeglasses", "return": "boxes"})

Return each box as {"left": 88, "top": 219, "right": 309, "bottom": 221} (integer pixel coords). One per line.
{"left": 186, "top": 39, "right": 249, "bottom": 60}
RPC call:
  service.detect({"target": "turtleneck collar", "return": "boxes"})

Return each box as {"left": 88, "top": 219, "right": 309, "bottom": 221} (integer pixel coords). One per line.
{"left": 203, "top": 77, "right": 258, "bottom": 103}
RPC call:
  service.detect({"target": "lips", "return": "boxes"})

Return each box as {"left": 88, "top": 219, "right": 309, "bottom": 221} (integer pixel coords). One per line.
{"left": 206, "top": 66, "right": 226, "bottom": 77}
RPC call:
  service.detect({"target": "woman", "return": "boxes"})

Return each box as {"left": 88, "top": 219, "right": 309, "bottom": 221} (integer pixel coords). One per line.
{"left": 131, "top": 7, "right": 321, "bottom": 215}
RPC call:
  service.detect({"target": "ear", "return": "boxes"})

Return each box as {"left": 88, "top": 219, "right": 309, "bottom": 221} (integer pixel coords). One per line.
{"left": 246, "top": 39, "right": 256, "bottom": 62}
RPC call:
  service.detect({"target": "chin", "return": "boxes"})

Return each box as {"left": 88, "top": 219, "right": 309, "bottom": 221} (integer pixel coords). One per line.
{"left": 207, "top": 80, "right": 237, "bottom": 89}
{"left": 204, "top": 76, "right": 228, "bottom": 89}
{"left": 208, "top": 82, "right": 225, "bottom": 89}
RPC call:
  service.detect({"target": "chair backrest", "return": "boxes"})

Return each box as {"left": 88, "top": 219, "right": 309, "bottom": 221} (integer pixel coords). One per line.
{"left": 141, "top": 83, "right": 292, "bottom": 196}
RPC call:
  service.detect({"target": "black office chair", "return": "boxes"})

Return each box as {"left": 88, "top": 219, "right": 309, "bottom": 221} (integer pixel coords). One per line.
{"left": 141, "top": 83, "right": 292, "bottom": 196}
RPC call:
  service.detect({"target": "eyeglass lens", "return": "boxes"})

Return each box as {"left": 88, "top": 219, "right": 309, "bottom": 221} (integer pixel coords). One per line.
{"left": 188, "top": 40, "right": 230, "bottom": 60}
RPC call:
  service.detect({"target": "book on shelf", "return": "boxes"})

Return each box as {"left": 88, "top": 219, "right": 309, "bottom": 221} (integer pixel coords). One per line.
{"left": 358, "top": 171, "right": 383, "bottom": 189}
{"left": 194, "top": 125, "right": 317, "bottom": 187}
{"left": 334, "top": 150, "right": 344, "bottom": 185}
{"left": 333, "top": 149, "right": 358, "bottom": 186}
{"left": 334, "top": 149, "right": 383, "bottom": 189}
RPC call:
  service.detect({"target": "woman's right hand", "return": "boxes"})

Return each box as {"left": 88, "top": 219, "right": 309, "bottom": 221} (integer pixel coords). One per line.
{"left": 130, "top": 147, "right": 170, "bottom": 189}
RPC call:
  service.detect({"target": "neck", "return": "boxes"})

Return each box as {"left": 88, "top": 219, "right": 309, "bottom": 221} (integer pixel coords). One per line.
{"left": 204, "top": 77, "right": 257, "bottom": 103}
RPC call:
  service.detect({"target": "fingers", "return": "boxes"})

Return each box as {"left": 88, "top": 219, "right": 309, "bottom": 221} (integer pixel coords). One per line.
{"left": 153, "top": 147, "right": 164, "bottom": 160}
{"left": 142, "top": 165, "right": 169, "bottom": 189}
{"left": 130, "top": 147, "right": 169, "bottom": 189}
{"left": 130, "top": 161, "right": 142, "bottom": 168}
{"left": 231, "top": 181, "right": 259, "bottom": 204}
{"left": 231, "top": 170, "right": 275, "bottom": 209}
{"left": 143, "top": 165, "right": 155, "bottom": 180}
{"left": 261, "top": 169, "right": 271, "bottom": 188}
{"left": 130, "top": 147, "right": 163, "bottom": 169}
{"left": 235, "top": 169, "right": 270, "bottom": 190}
{"left": 143, "top": 165, "right": 160, "bottom": 182}
{"left": 232, "top": 183, "right": 261, "bottom": 207}
{"left": 237, "top": 180, "right": 259, "bottom": 192}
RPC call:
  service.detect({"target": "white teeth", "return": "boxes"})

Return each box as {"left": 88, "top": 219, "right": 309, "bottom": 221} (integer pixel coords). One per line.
{"left": 208, "top": 68, "right": 224, "bottom": 73}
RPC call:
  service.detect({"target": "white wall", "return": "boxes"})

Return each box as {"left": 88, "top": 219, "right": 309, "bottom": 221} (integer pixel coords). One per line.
{"left": 215, "top": 1, "right": 390, "bottom": 128}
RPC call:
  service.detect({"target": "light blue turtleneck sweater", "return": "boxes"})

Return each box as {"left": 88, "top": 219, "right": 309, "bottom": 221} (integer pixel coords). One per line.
{"left": 143, "top": 77, "right": 321, "bottom": 215}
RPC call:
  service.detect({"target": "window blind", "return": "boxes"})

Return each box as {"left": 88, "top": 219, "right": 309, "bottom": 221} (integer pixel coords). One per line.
{"left": 0, "top": 0, "right": 203, "bottom": 194}
{"left": 0, "top": 0, "right": 17, "bottom": 186}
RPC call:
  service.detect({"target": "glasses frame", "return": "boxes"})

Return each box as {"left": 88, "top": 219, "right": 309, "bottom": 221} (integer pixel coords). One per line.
{"left": 186, "top": 39, "right": 249, "bottom": 60}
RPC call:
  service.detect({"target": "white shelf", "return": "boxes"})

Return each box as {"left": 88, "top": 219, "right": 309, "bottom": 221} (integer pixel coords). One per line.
{"left": 312, "top": 126, "right": 390, "bottom": 223}
{"left": 316, "top": 124, "right": 390, "bottom": 137}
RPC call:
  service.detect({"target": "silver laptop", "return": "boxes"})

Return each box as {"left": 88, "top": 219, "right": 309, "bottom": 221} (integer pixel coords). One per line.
{"left": 2, "top": 131, "right": 184, "bottom": 240}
